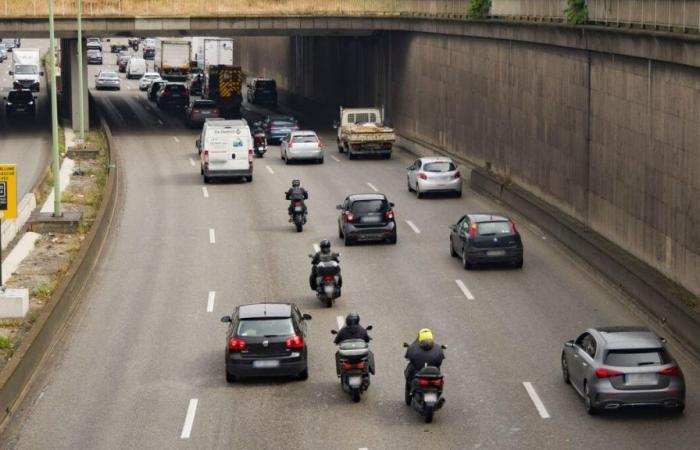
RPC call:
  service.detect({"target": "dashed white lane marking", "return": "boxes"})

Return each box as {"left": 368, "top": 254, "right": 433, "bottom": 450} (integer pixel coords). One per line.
{"left": 405, "top": 220, "right": 421, "bottom": 234}
{"left": 189, "top": 157, "right": 196, "bottom": 167}
{"left": 173, "top": 136, "right": 180, "bottom": 143}
{"left": 209, "top": 228, "right": 216, "bottom": 244}
{"left": 330, "top": 155, "right": 340, "bottom": 162}
{"left": 522, "top": 382, "right": 550, "bottom": 419}
{"left": 157, "top": 119, "right": 164, "bottom": 125}
{"left": 313, "top": 243, "right": 320, "bottom": 253}
{"left": 336, "top": 316, "right": 344, "bottom": 330}
{"left": 202, "top": 187, "right": 209, "bottom": 198}
{"left": 180, "top": 398, "right": 198, "bottom": 439}
{"left": 366, "top": 182, "right": 379, "bottom": 192}
{"left": 455, "top": 280, "right": 475, "bottom": 300}
{"left": 266, "top": 165, "right": 274, "bottom": 174}
{"left": 207, "top": 291, "right": 216, "bottom": 313}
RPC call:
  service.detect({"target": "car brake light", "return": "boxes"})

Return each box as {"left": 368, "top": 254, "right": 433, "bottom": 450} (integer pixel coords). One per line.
{"left": 161, "top": 91, "right": 170, "bottom": 97}
{"left": 318, "top": 138, "right": 323, "bottom": 148}
{"left": 228, "top": 337, "right": 246, "bottom": 351}
{"left": 659, "top": 366, "right": 682, "bottom": 376}
{"left": 418, "top": 378, "right": 430, "bottom": 386}
{"left": 386, "top": 210, "right": 394, "bottom": 220}
{"left": 468, "top": 223, "right": 478, "bottom": 238}
{"left": 346, "top": 211, "right": 354, "bottom": 222}
{"left": 595, "top": 368, "right": 624, "bottom": 378}
{"left": 285, "top": 335, "right": 304, "bottom": 349}
{"left": 418, "top": 172, "right": 427, "bottom": 180}
{"left": 192, "top": 109, "right": 200, "bottom": 114}
{"left": 248, "top": 149, "right": 253, "bottom": 164}
{"left": 509, "top": 220, "right": 519, "bottom": 234}
{"left": 454, "top": 171, "right": 461, "bottom": 179}
{"left": 203, "top": 150, "right": 209, "bottom": 166}
{"left": 288, "top": 142, "right": 293, "bottom": 149}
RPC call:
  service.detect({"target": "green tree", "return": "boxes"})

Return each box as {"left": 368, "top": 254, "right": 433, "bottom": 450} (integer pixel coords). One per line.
{"left": 469, "top": 0, "right": 492, "bottom": 19}
{"left": 565, "top": 0, "right": 589, "bottom": 25}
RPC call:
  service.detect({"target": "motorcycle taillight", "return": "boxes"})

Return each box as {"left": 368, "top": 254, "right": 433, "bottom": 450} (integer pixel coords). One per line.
{"left": 323, "top": 275, "right": 334, "bottom": 281}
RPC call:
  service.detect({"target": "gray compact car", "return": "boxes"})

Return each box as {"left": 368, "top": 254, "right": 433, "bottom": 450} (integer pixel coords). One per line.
{"left": 561, "top": 326, "right": 685, "bottom": 414}
{"left": 94, "top": 71, "right": 120, "bottom": 90}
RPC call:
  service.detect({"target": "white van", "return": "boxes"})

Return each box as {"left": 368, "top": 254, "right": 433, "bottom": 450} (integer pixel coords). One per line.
{"left": 126, "top": 57, "right": 147, "bottom": 79}
{"left": 198, "top": 119, "right": 253, "bottom": 183}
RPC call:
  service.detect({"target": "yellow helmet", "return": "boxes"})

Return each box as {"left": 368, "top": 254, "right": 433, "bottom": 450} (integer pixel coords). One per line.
{"left": 417, "top": 328, "right": 434, "bottom": 343}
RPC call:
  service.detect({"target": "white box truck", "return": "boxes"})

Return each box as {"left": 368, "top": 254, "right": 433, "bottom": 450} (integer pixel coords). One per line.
{"left": 191, "top": 37, "right": 234, "bottom": 69}
{"left": 9, "top": 48, "right": 42, "bottom": 92}
{"left": 157, "top": 40, "right": 191, "bottom": 81}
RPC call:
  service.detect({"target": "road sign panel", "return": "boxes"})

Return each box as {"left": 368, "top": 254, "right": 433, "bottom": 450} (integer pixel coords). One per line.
{"left": 0, "top": 164, "right": 17, "bottom": 220}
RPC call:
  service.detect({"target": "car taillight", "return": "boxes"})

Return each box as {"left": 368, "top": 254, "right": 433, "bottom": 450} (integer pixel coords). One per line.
{"left": 318, "top": 138, "right": 323, "bottom": 148}
{"left": 659, "top": 366, "right": 683, "bottom": 376}
{"left": 595, "top": 368, "right": 624, "bottom": 378}
{"left": 386, "top": 210, "right": 394, "bottom": 220}
{"left": 285, "top": 335, "right": 304, "bottom": 349}
{"left": 248, "top": 149, "right": 253, "bottom": 164}
{"left": 454, "top": 171, "right": 461, "bottom": 179}
{"left": 345, "top": 211, "right": 354, "bottom": 222}
{"left": 192, "top": 109, "right": 201, "bottom": 114}
{"left": 161, "top": 91, "right": 170, "bottom": 97}
{"left": 418, "top": 172, "right": 427, "bottom": 180}
{"left": 468, "top": 223, "right": 478, "bottom": 238}
{"left": 203, "top": 150, "right": 209, "bottom": 166}
{"left": 228, "top": 337, "right": 246, "bottom": 351}
{"left": 288, "top": 142, "right": 293, "bottom": 149}
{"left": 509, "top": 220, "right": 519, "bottom": 234}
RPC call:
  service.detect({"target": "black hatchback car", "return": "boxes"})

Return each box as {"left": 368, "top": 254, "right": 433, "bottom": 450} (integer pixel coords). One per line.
{"left": 221, "top": 303, "right": 311, "bottom": 382}
{"left": 156, "top": 83, "right": 189, "bottom": 109}
{"left": 337, "top": 193, "right": 397, "bottom": 245}
{"left": 4, "top": 90, "right": 36, "bottom": 117}
{"left": 449, "top": 214, "right": 523, "bottom": 269}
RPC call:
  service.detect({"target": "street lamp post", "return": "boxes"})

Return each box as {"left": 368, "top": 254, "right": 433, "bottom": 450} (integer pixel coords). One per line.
{"left": 47, "top": 0, "right": 61, "bottom": 217}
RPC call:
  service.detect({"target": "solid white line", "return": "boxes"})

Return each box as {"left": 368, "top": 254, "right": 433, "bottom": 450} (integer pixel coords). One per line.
{"left": 313, "top": 244, "right": 320, "bottom": 253}
{"left": 209, "top": 228, "right": 216, "bottom": 244}
{"left": 173, "top": 136, "right": 181, "bottom": 143}
{"left": 266, "top": 165, "right": 274, "bottom": 174}
{"left": 336, "top": 316, "right": 344, "bottom": 330}
{"left": 330, "top": 155, "right": 340, "bottom": 162}
{"left": 455, "top": 280, "right": 475, "bottom": 300}
{"left": 405, "top": 220, "right": 421, "bottom": 234}
{"left": 189, "top": 157, "right": 196, "bottom": 167}
{"left": 202, "top": 187, "right": 209, "bottom": 198}
{"left": 180, "top": 398, "right": 198, "bottom": 439}
{"left": 157, "top": 119, "right": 164, "bottom": 125}
{"left": 207, "top": 291, "right": 216, "bottom": 313}
{"left": 522, "top": 382, "right": 550, "bottom": 419}
{"left": 366, "top": 182, "right": 379, "bottom": 192}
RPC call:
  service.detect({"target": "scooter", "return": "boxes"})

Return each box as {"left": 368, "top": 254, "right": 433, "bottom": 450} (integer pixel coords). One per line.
{"left": 331, "top": 328, "right": 373, "bottom": 403}
{"left": 253, "top": 127, "right": 267, "bottom": 157}
{"left": 290, "top": 200, "right": 306, "bottom": 232}
{"left": 310, "top": 257, "right": 341, "bottom": 307}
{"left": 403, "top": 343, "right": 447, "bottom": 423}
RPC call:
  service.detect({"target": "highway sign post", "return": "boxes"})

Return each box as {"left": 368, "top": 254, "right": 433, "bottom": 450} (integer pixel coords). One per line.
{"left": 0, "top": 164, "right": 17, "bottom": 290}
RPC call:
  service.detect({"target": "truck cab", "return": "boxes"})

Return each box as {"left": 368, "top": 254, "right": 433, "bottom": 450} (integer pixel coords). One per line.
{"left": 9, "top": 48, "right": 43, "bottom": 92}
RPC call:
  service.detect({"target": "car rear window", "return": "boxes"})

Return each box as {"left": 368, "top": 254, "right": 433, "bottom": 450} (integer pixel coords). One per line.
{"left": 292, "top": 135, "right": 318, "bottom": 143}
{"left": 100, "top": 73, "right": 118, "bottom": 79}
{"left": 271, "top": 120, "right": 295, "bottom": 127}
{"left": 477, "top": 221, "right": 512, "bottom": 236}
{"left": 604, "top": 349, "right": 671, "bottom": 367}
{"left": 237, "top": 318, "right": 294, "bottom": 337}
{"left": 256, "top": 80, "right": 276, "bottom": 90}
{"left": 351, "top": 200, "right": 386, "bottom": 214}
{"left": 424, "top": 162, "right": 456, "bottom": 172}
{"left": 166, "top": 85, "right": 188, "bottom": 94}
{"left": 8, "top": 91, "right": 32, "bottom": 101}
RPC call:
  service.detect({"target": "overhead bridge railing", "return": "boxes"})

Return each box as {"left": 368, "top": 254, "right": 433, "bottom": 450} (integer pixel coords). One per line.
{"left": 3, "top": 0, "right": 700, "bottom": 33}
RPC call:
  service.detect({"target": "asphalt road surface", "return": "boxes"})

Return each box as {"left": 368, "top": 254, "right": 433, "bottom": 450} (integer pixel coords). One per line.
{"left": 2, "top": 47, "right": 699, "bottom": 450}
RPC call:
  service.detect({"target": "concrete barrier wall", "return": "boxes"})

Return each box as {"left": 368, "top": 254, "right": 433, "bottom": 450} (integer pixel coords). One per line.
{"left": 239, "top": 30, "right": 700, "bottom": 298}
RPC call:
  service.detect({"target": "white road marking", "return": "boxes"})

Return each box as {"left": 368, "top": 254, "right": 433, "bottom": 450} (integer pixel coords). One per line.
{"left": 405, "top": 220, "right": 421, "bottom": 234}
{"left": 189, "top": 157, "right": 196, "bottom": 167}
{"left": 313, "top": 244, "right": 320, "bottom": 253}
{"left": 366, "top": 182, "right": 379, "bottom": 192}
{"left": 126, "top": 85, "right": 132, "bottom": 90}
{"left": 522, "top": 382, "right": 550, "bottom": 419}
{"left": 180, "top": 398, "right": 198, "bottom": 439}
{"left": 330, "top": 155, "right": 340, "bottom": 162}
{"left": 336, "top": 316, "right": 344, "bottom": 330}
{"left": 455, "top": 280, "right": 475, "bottom": 300}
{"left": 202, "top": 187, "right": 209, "bottom": 198}
{"left": 266, "top": 165, "right": 274, "bottom": 174}
{"left": 173, "top": 136, "right": 180, "bottom": 143}
{"left": 207, "top": 291, "right": 216, "bottom": 313}
{"left": 209, "top": 228, "right": 216, "bottom": 244}
{"left": 157, "top": 119, "right": 164, "bottom": 125}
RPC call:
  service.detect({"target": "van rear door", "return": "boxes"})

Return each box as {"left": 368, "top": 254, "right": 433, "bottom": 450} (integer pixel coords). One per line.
{"left": 206, "top": 126, "right": 251, "bottom": 172}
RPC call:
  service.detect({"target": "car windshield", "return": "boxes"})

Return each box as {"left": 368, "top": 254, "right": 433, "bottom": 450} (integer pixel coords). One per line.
{"left": 424, "top": 162, "right": 456, "bottom": 172}
{"left": 15, "top": 65, "right": 38, "bottom": 75}
{"left": 8, "top": 91, "right": 32, "bottom": 102}
{"left": 351, "top": 199, "right": 386, "bottom": 214}
{"left": 88, "top": 50, "right": 100, "bottom": 55}
{"left": 292, "top": 135, "right": 318, "bottom": 143}
{"left": 99, "top": 73, "right": 118, "bottom": 79}
{"left": 237, "top": 318, "right": 294, "bottom": 337}
{"left": 477, "top": 221, "right": 512, "bottom": 236}
{"left": 271, "top": 120, "right": 294, "bottom": 128}
{"left": 256, "top": 80, "right": 276, "bottom": 89}
{"left": 605, "top": 349, "right": 670, "bottom": 367}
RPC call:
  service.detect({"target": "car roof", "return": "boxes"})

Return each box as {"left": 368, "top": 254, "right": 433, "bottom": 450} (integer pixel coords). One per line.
{"left": 206, "top": 119, "right": 247, "bottom": 127}
{"left": 347, "top": 193, "right": 387, "bottom": 202}
{"left": 593, "top": 326, "right": 662, "bottom": 350}
{"left": 290, "top": 130, "right": 316, "bottom": 136}
{"left": 98, "top": 71, "right": 118, "bottom": 77}
{"left": 419, "top": 156, "right": 455, "bottom": 164}
{"left": 467, "top": 214, "right": 511, "bottom": 223}
{"left": 238, "top": 303, "right": 292, "bottom": 319}
{"left": 143, "top": 72, "right": 160, "bottom": 77}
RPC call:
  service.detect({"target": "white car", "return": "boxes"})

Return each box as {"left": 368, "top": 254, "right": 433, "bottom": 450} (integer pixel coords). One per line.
{"left": 406, "top": 156, "right": 462, "bottom": 198}
{"left": 139, "top": 72, "right": 162, "bottom": 90}
{"left": 280, "top": 131, "right": 323, "bottom": 164}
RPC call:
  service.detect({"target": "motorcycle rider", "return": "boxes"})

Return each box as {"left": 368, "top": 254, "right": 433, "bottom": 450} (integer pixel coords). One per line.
{"left": 309, "top": 239, "right": 342, "bottom": 290}
{"left": 285, "top": 179, "right": 308, "bottom": 220}
{"left": 404, "top": 328, "right": 445, "bottom": 398}
{"left": 334, "top": 313, "right": 374, "bottom": 375}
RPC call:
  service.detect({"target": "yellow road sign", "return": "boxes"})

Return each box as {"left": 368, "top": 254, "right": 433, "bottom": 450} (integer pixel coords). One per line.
{"left": 0, "top": 164, "right": 17, "bottom": 220}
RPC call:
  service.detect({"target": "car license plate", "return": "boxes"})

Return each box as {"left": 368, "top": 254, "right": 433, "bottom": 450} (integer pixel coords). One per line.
{"left": 253, "top": 360, "right": 279, "bottom": 369}
{"left": 423, "top": 392, "right": 438, "bottom": 404}
{"left": 486, "top": 250, "right": 506, "bottom": 256}
{"left": 362, "top": 216, "right": 381, "bottom": 224}
{"left": 625, "top": 373, "right": 657, "bottom": 385}
{"left": 348, "top": 375, "right": 362, "bottom": 388}
{"left": 172, "top": 94, "right": 180, "bottom": 97}
{"left": 16, "top": 108, "right": 24, "bottom": 112}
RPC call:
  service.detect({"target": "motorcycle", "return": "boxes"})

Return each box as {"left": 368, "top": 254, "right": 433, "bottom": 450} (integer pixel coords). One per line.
{"left": 403, "top": 342, "right": 447, "bottom": 423}
{"left": 309, "top": 255, "right": 341, "bottom": 307}
{"left": 331, "top": 327, "right": 373, "bottom": 403}
{"left": 289, "top": 199, "right": 306, "bottom": 232}
{"left": 253, "top": 127, "right": 267, "bottom": 157}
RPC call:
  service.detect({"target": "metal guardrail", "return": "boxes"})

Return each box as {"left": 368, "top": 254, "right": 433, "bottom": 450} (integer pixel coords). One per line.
{"left": 2, "top": 1, "right": 699, "bottom": 33}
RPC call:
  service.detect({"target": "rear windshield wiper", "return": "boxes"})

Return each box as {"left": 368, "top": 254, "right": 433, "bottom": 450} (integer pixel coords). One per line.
{"left": 637, "top": 362, "right": 656, "bottom": 366}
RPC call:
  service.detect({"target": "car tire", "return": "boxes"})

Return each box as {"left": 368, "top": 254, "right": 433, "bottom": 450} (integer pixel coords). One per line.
{"left": 285, "top": 154, "right": 290, "bottom": 165}
{"left": 318, "top": 158, "right": 324, "bottom": 164}
{"left": 226, "top": 370, "right": 236, "bottom": 383}
{"left": 407, "top": 178, "right": 413, "bottom": 192}
{"left": 675, "top": 403, "right": 685, "bottom": 414}
{"left": 344, "top": 234, "right": 353, "bottom": 246}
{"left": 456, "top": 190, "right": 463, "bottom": 198}
{"left": 388, "top": 233, "right": 397, "bottom": 245}
{"left": 416, "top": 185, "right": 423, "bottom": 199}
{"left": 338, "top": 225, "right": 344, "bottom": 239}
{"left": 561, "top": 352, "right": 571, "bottom": 384}
{"left": 247, "top": 175, "right": 253, "bottom": 183}
{"left": 297, "top": 367, "right": 309, "bottom": 381}
{"left": 462, "top": 249, "right": 474, "bottom": 270}
{"left": 513, "top": 258, "right": 524, "bottom": 269}
{"left": 450, "top": 237, "right": 458, "bottom": 257}
{"left": 584, "top": 382, "right": 598, "bottom": 415}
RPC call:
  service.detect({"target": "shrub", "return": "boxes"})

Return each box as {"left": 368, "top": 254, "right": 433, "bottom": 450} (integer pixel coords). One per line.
{"left": 468, "top": 0, "right": 491, "bottom": 19}
{"left": 565, "top": 0, "right": 588, "bottom": 25}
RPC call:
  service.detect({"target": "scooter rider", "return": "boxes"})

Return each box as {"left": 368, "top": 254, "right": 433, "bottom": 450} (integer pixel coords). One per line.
{"left": 285, "top": 179, "right": 308, "bottom": 219}
{"left": 404, "top": 328, "right": 445, "bottom": 389}
{"left": 334, "top": 313, "right": 374, "bottom": 375}
{"left": 309, "top": 239, "right": 342, "bottom": 290}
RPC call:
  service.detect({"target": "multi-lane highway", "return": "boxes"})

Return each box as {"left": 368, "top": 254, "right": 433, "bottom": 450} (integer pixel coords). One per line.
{"left": 2, "top": 45, "right": 699, "bottom": 450}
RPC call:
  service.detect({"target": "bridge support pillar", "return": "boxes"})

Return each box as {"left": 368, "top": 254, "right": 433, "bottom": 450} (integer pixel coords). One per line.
{"left": 60, "top": 39, "right": 89, "bottom": 133}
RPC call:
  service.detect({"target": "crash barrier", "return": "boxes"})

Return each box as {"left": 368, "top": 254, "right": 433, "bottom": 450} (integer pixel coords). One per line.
{"left": 3, "top": 0, "right": 700, "bottom": 33}
{"left": 0, "top": 103, "right": 119, "bottom": 430}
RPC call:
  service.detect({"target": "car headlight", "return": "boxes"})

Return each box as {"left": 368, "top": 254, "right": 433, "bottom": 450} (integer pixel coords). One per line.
{"left": 6, "top": 102, "right": 12, "bottom": 106}
{"left": 28, "top": 101, "right": 33, "bottom": 105}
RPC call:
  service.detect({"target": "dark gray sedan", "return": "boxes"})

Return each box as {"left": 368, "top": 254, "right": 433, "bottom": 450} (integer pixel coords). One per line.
{"left": 449, "top": 214, "right": 523, "bottom": 269}
{"left": 561, "top": 326, "right": 685, "bottom": 414}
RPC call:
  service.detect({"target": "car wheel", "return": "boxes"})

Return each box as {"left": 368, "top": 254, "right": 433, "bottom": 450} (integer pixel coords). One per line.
{"left": 561, "top": 352, "right": 571, "bottom": 384}
{"left": 416, "top": 185, "right": 423, "bottom": 199}
{"left": 318, "top": 157, "right": 324, "bottom": 164}
{"left": 675, "top": 403, "right": 685, "bottom": 414}
{"left": 513, "top": 257, "right": 524, "bottom": 269}
{"left": 226, "top": 369, "right": 236, "bottom": 383}
{"left": 455, "top": 190, "right": 463, "bottom": 198}
{"left": 462, "top": 249, "right": 473, "bottom": 270}
{"left": 297, "top": 367, "right": 309, "bottom": 381}
{"left": 407, "top": 178, "right": 413, "bottom": 192}
{"left": 450, "top": 237, "right": 458, "bottom": 257}
{"left": 344, "top": 234, "right": 353, "bottom": 246}
{"left": 285, "top": 153, "right": 290, "bottom": 165}
{"left": 388, "top": 232, "right": 397, "bottom": 245}
{"left": 247, "top": 175, "right": 253, "bottom": 182}
{"left": 584, "top": 383, "right": 597, "bottom": 415}
{"left": 203, "top": 175, "right": 210, "bottom": 184}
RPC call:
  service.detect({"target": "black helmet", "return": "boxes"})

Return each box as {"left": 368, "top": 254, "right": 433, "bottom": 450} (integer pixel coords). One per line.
{"left": 345, "top": 313, "right": 360, "bottom": 327}
{"left": 320, "top": 239, "right": 331, "bottom": 252}
{"left": 292, "top": 179, "right": 300, "bottom": 187}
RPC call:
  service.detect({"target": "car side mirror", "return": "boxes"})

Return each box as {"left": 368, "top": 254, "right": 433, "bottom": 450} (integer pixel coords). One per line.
{"left": 330, "top": 329, "right": 338, "bottom": 335}
{"left": 8, "top": 71, "right": 13, "bottom": 75}
{"left": 366, "top": 325, "right": 373, "bottom": 331}
{"left": 302, "top": 313, "right": 312, "bottom": 320}
{"left": 564, "top": 340, "right": 574, "bottom": 348}
{"left": 332, "top": 120, "right": 339, "bottom": 129}
{"left": 220, "top": 315, "right": 231, "bottom": 323}
{"left": 195, "top": 138, "right": 201, "bottom": 149}
{"left": 336, "top": 204, "right": 343, "bottom": 210}
{"left": 40, "top": 71, "right": 44, "bottom": 76}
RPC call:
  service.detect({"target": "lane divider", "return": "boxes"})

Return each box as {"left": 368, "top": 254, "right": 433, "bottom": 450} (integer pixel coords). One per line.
{"left": 522, "top": 382, "right": 550, "bottom": 419}
{"left": 336, "top": 315, "right": 344, "bottom": 330}
{"left": 455, "top": 280, "right": 475, "bottom": 300}
{"left": 405, "top": 220, "right": 421, "bottom": 234}
{"left": 202, "top": 187, "right": 209, "bottom": 198}
{"left": 157, "top": 119, "right": 164, "bottom": 125}
{"left": 189, "top": 157, "right": 196, "bottom": 167}
{"left": 313, "top": 243, "right": 320, "bottom": 253}
{"left": 366, "top": 182, "right": 379, "bottom": 192}
{"left": 330, "top": 155, "right": 340, "bottom": 162}
{"left": 266, "top": 165, "right": 274, "bottom": 175}
{"left": 173, "top": 136, "right": 181, "bottom": 143}
{"left": 207, "top": 291, "right": 216, "bottom": 313}
{"left": 209, "top": 228, "right": 216, "bottom": 244}
{"left": 180, "top": 398, "right": 199, "bottom": 439}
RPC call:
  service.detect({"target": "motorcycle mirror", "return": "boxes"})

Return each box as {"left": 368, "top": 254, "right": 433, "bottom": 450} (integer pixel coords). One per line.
{"left": 441, "top": 345, "right": 448, "bottom": 350}
{"left": 564, "top": 340, "right": 574, "bottom": 348}
{"left": 302, "top": 313, "right": 312, "bottom": 320}
{"left": 366, "top": 325, "right": 373, "bottom": 331}
{"left": 402, "top": 342, "right": 409, "bottom": 348}
{"left": 308, "top": 254, "right": 313, "bottom": 258}
{"left": 336, "top": 204, "right": 343, "bottom": 210}
{"left": 330, "top": 330, "right": 338, "bottom": 335}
